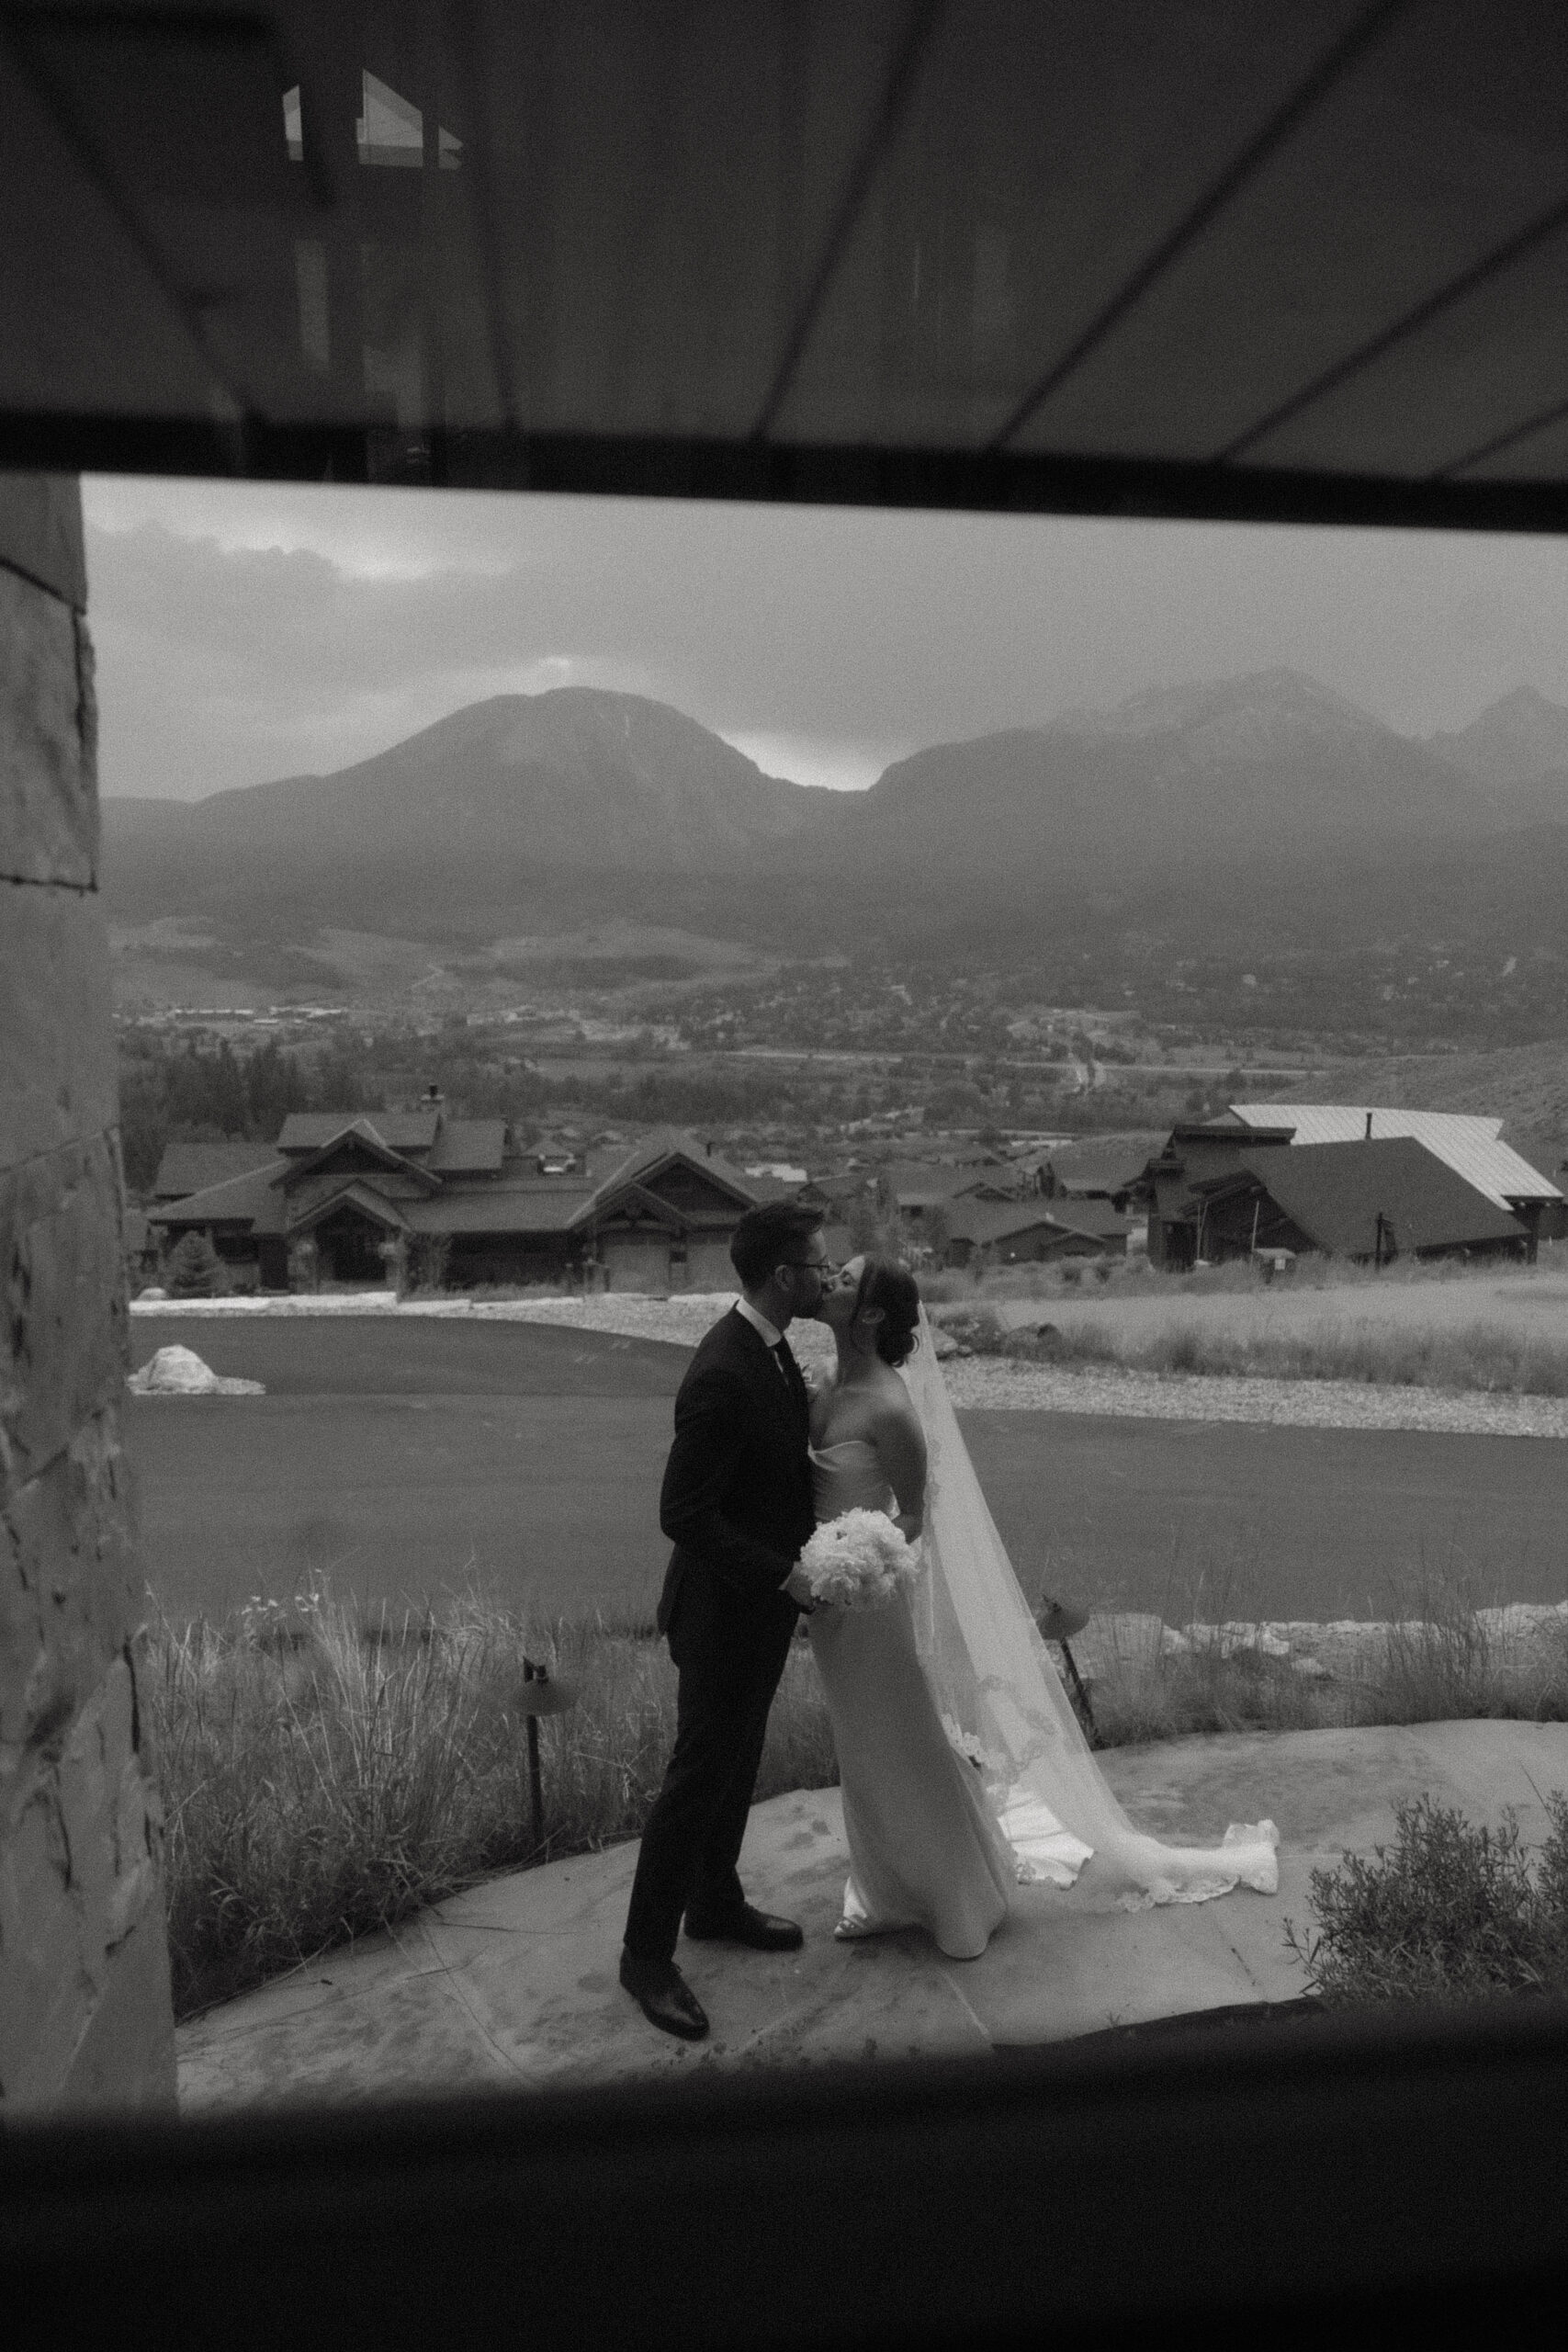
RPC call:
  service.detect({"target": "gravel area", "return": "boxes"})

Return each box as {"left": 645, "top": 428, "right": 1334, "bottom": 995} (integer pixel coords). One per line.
{"left": 130, "top": 1291, "right": 1568, "bottom": 1437}
{"left": 937, "top": 1355, "right": 1568, "bottom": 1440}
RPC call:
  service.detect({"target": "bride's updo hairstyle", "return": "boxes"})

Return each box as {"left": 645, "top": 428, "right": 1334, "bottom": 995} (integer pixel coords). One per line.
{"left": 854, "top": 1258, "right": 921, "bottom": 1367}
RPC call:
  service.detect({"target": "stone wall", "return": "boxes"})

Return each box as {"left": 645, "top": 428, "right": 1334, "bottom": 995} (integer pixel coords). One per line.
{"left": 0, "top": 474, "right": 175, "bottom": 2110}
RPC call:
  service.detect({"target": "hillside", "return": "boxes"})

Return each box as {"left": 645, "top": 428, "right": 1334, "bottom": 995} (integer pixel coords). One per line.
{"left": 1287, "top": 1044, "right": 1568, "bottom": 1170}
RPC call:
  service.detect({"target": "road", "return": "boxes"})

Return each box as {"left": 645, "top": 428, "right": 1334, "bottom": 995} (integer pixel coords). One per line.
{"left": 124, "top": 1316, "right": 1568, "bottom": 1629}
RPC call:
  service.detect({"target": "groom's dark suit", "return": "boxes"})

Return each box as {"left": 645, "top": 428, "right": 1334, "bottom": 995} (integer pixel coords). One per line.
{"left": 623, "top": 1306, "right": 817, "bottom": 1965}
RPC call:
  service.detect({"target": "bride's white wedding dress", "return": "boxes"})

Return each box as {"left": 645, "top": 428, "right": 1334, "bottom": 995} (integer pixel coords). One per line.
{"left": 808, "top": 1438, "right": 1014, "bottom": 1959}
{"left": 808, "top": 1316, "right": 1280, "bottom": 1950}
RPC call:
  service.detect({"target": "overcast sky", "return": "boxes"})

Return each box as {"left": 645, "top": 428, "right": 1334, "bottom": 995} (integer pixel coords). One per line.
{"left": 83, "top": 474, "right": 1568, "bottom": 801}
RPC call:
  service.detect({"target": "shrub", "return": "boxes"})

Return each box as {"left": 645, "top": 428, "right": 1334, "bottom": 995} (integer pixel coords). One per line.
{"left": 1285, "top": 1792, "right": 1568, "bottom": 2007}
{"left": 164, "top": 1229, "right": 225, "bottom": 1297}
{"left": 402, "top": 1232, "right": 453, "bottom": 1295}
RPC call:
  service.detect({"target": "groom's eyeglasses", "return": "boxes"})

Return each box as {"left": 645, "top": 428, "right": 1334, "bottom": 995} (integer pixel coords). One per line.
{"left": 782, "top": 1259, "right": 835, "bottom": 1280}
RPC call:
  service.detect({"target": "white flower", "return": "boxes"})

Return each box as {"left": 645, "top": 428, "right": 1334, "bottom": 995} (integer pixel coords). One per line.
{"left": 798, "top": 1508, "right": 919, "bottom": 1611}
{"left": 940, "top": 1713, "right": 1009, "bottom": 1781}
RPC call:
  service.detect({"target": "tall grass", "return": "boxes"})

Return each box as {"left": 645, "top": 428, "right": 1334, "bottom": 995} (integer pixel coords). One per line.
{"left": 946, "top": 1306, "right": 1568, "bottom": 1397}
{"left": 930, "top": 1240, "right": 1568, "bottom": 1308}
{"left": 1071, "top": 1554, "right": 1568, "bottom": 1748}
{"left": 149, "top": 1582, "right": 835, "bottom": 2020}
{"left": 152, "top": 1554, "right": 1568, "bottom": 2021}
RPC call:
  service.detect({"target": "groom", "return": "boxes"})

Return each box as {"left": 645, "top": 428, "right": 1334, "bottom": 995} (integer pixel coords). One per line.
{"left": 619, "top": 1201, "right": 832, "bottom": 2040}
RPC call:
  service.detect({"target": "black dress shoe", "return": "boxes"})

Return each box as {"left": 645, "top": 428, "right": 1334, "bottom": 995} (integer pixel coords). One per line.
{"left": 619, "top": 1948, "right": 710, "bottom": 2041}
{"left": 683, "top": 1903, "right": 804, "bottom": 1952}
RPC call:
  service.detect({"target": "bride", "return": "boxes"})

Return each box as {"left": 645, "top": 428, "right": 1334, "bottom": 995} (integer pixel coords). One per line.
{"left": 807, "top": 1255, "right": 1279, "bottom": 1959}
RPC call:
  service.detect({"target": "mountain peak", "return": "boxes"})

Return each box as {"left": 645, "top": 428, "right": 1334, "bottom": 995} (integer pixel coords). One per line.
{"left": 1433, "top": 681, "right": 1568, "bottom": 787}
{"left": 1055, "top": 665, "right": 1384, "bottom": 754}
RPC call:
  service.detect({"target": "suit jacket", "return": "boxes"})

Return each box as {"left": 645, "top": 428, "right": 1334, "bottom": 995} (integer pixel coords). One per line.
{"left": 657, "top": 1306, "right": 817, "bottom": 1636}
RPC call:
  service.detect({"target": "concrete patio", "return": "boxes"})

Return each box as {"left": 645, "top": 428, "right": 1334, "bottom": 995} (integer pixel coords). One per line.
{"left": 177, "top": 1718, "right": 1568, "bottom": 2110}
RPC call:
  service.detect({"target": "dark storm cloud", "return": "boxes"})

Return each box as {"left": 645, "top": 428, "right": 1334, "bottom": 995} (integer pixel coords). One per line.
{"left": 84, "top": 477, "right": 1568, "bottom": 800}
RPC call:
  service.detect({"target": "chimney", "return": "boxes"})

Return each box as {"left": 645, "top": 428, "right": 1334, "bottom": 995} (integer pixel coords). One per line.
{"left": 424, "top": 1084, "right": 444, "bottom": 1108}
{"left": 1364, "top": 1112, "right": 1373, "bottom": 1139}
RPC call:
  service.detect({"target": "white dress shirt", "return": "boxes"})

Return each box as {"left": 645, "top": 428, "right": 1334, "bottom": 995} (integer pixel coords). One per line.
{"left": 734, "top": 1296, "right": 784, "bottom": 1350}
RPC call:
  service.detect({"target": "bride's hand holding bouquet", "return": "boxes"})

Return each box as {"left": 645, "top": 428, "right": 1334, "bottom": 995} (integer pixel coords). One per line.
{"left": 797, "top": 1508, "right": 920, "bottom": 1611}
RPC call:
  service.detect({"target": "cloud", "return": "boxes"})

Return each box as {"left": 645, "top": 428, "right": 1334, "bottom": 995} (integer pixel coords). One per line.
{"left": 83, "top": 477, "right": 1568, "bottom": 799}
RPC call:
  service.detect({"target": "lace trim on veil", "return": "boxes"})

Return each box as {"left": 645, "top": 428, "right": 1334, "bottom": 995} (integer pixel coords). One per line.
{"left": 903, "top": 1307, "right": 1279, "bottom": 1908}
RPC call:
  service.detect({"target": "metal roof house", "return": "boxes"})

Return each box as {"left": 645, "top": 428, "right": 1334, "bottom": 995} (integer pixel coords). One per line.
{"left": 1187, "top": 1138, "right": 1530, "bottom": 1269}
{"left": 1140, "top": 1107, "right": 1562, "bottom": 1269}
{"left": 1230, "top": 1105, "right": 1565, "bottom": 1234}
{"left": 146, "top": 1114, "right": 766, "bottom": 1294}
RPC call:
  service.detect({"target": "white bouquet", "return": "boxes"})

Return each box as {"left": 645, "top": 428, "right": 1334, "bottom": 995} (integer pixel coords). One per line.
{"left": 797, "top": 1508, "right": 919, "bottom": 1611}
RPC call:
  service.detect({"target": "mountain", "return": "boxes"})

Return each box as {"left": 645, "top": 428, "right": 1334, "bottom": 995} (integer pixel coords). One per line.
{"left": 100, "top": 669, "right": 1568, "bottom": 971}
{"left": 839, "top": 667, "right": 1484, "bottom": 887}
{"left": 1427, "top": 684, "right": 1568, "bottom": 821}
{"left": 102, "top": 688, "right": 835, "bottom": 940}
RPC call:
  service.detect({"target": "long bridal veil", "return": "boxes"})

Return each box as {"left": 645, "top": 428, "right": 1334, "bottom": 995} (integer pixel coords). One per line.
{"left": 903, "top": 1309, "right": 1279, "bottom": 1907}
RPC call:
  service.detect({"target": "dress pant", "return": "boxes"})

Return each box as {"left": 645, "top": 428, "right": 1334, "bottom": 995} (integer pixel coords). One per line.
{"left": 623, "top": 1579, "right": 798, "bottom": 1965}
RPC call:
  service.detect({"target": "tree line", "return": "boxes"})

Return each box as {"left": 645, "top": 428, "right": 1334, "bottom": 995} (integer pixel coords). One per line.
{"left": 117, "top": 1035, "right": 382, "bottom": 1193}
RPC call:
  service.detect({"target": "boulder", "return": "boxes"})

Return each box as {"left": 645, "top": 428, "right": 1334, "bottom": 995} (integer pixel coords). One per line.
{"left": 1475, "top": 1602, "right": 1568, "bottom": 1679}
{"left": 126, "top": 1344, "right": 265, "bottom": 1396}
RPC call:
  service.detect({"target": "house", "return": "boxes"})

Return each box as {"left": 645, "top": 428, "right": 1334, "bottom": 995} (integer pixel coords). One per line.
{"left": 145, "top": 1109, "right": 767, "bottom": 1295}
{"left": 798, "top": 1169, "right": 875, "bottom": 1214}
{"left": 1140, "top": 1102, "right": 1564, "bottom": 1268}
{"left": 942, "top": 1197, "right": 1132, "bottom": 1269}
{"left": 1230, "top": 1103, "right": 1567, "bottom": 1251}
{"left": 1031, "top": 1132, "right": 1168, "bottom": 1210}
{"left": 1139, "top": 1119, "right": 1297, "bottom": 1270}
{"left": 1184, "top": 1136, "right": 1530, "bottom": 1267}
{"left": 877, "top": 1159, "right": 1021, "bottom": 1223}
{"left": 578, "top": 1130, "right": 762, "bottom": 1291}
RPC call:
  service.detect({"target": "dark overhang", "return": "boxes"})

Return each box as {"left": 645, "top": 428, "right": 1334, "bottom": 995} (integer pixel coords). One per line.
{"left": 7, "top": 1, "right": 1568, "bottom": 531}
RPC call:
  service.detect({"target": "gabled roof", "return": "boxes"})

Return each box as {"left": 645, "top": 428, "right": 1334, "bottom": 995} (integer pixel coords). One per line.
{"left": 145, "top": 1161, "right": 288, "bottom": 1228}
{"left": 1042, "top": 1197, "right": 1136, "bottom": 1241}
{"left": 581, "top": 1128, "right": 760, "bottom": 1220}
{"left": 1196, "top": 1139, "right": 1527, "bottom": 1257}
{"left": 801, "top": 1170, "right": 874, "bottom": 1204}
{"left": 150, "top": 1140, "right": 279, "bottom": 1200}
{"left": 270, "top": 1119, "right": 442, "bottom": 1193}
{"left": 1232, "top": 1104, "right": 1563, "bottom": 1208}
{"left": 276, "top": 1110, "right": 440, "bottom": 1154}
{"left": 740, "top": 1171, "right": 805, "bottom": 1203}
{"left": 945, "top": 1199, "right": 1113, "bottom": 1247}
{"left": 881, "top": 1161, "right": 1000, "bottom": 1205}
{"left": 287, "top": 1182, "right": 412, "bottom": 1237}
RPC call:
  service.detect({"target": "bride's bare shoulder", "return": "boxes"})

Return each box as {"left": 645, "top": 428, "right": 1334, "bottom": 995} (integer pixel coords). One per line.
{"left": 868, "top": 1374, "right": 925, "bottom": 1449}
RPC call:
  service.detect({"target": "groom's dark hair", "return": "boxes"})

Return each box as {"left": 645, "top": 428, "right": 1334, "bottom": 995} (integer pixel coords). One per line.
{"left": 730, "top": 1201, "right": 825, "bottom": 1289}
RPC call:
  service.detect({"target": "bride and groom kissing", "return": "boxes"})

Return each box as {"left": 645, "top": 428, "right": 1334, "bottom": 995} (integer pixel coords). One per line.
{"left": 620, "top": 1201, "right": 1280, "bottom": 2043}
